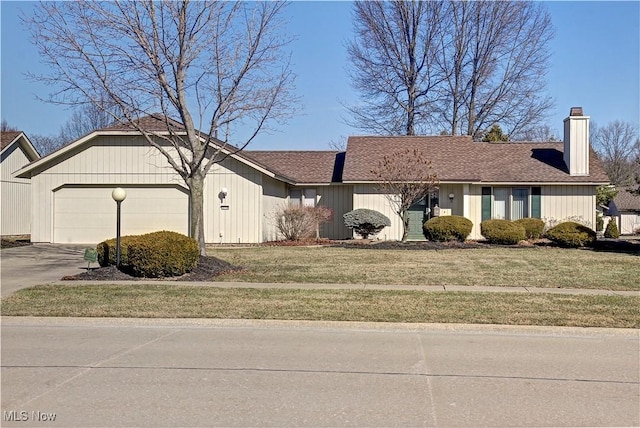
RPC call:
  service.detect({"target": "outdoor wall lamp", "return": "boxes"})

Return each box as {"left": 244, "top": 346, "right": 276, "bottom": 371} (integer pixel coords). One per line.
{"left": 448, "top": 192, "right": 455, "bottom": 201}
{"left": 112, "top": 187, "right": 127, "bottom": 267}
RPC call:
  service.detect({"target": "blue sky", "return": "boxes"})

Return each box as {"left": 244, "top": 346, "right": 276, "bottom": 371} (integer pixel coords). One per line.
{"left": 1, "top": 1, "right": 638, "bottom": 150}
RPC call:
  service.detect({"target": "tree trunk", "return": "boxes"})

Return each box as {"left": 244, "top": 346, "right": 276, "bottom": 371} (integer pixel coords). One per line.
{"left": 401, "top": 209, "right": 409, "bottom": 242}
{"left": 186, "top": 173, "right": 207, "bottom": 256}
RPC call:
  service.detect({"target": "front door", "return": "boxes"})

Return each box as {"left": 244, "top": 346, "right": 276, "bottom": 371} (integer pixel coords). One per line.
{"left": 407, "top": 200, "right": 427, "bottom": 240}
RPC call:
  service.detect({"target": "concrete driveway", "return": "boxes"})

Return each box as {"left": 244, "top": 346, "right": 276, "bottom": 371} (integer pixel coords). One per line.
{"left": 0, "top": 244, "right": 88, "bottom": 297}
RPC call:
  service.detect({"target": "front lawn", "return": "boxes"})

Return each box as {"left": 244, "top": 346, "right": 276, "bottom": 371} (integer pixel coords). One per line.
{"left": 209, "top": 245, "right": 640, "bottom": 291}
{"left": 2, "top": 284, "right": 638, "bottom": 328}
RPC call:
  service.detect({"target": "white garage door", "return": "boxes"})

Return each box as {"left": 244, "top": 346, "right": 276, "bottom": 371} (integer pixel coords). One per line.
{"left": 54, "top": 186, "right": 189, "bottom": 244}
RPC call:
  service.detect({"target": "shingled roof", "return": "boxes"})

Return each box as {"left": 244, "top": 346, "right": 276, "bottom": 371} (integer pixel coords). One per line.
{"left": 342, "top": 136, "right": 609, "bottom": 184}
{"left": 611, "top": 188, "right": 640, "bottom": 212}
{"left": 99, "top": 114, "right": 186, "bottom": 132}
{"left": 245, "top": 151, "right": 341, "bottom": 184}
{"left": 1, "top": 131, "right": 21, "bottom": 150}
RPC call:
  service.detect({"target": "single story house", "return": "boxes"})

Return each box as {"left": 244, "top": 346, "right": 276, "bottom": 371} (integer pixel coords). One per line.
{"left": 1, "top": 131, "right": 40, "bottom": 236}
{"left": 608, "top": 188, "right": 640, "bottom": 235}
{"left": 15, "top": 108, "right": 609, "bottom": 244}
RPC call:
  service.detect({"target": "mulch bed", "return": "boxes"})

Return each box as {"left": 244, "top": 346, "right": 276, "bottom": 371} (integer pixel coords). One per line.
{"left": 61, "top": 256, "right": 243, "bottom": 282}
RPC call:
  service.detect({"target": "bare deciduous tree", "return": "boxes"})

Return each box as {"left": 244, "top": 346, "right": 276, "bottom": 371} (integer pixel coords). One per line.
{"left": 371, "top": 148, "right": 438, "bottom": 241}
{"left": 591, "top": 120, "right": 640, "bottom": 186}
{"left": 347, "top": 0, "right": 554, "bottom": 140}
{"left": 27, "top": 1, "right": 297, "bottom": 254}
{"left": 346, "top": 1, "right": 445, "bottom": 136}
{"left": 1, "top": 119, "right": 18, "bottom": 132}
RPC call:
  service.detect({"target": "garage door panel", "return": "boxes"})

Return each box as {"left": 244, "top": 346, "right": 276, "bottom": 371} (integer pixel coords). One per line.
{"left": 54, "top": 187, "right": 189, "bottom": 244}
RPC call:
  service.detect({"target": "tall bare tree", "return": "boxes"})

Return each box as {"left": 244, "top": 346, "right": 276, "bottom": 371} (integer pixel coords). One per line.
{"left": 346, "top": 1, "right": 446, "bottom": 135}
{"left": 27, "top": 1, "right": 297, "bottom": 254}
{"left": 347, "top": 0, "right": 554, "bottom": 139}
{"left": 371, "top": 148, "right": 438, "bottom": 241}
{"left": 591, "top": 121, "right": 640, "bottom": 186}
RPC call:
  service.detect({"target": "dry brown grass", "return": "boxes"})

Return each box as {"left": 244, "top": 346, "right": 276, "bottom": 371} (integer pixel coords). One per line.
{"left": 1, "top": 284, "right": 637, "bottom": 328}
{"left": 209, "top": 246, "right": 640, "bottom": 290}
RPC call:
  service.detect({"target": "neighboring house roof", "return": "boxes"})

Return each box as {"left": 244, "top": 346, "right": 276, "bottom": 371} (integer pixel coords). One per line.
{"left": 245, "top": 151, "right": 341, "bottom": 184}
{"left": 99, "top": 113, "right": 187, "bottom": 133}
{"left": 0, "top": 131, "right": 40, "bottom": 160}
{"left": 342, "top": 136, "right": 609, "bottom": 184}
{"left": 610, "top": 188, "right": 640, "bottom": 213}
{"left": 1, "top": 131, "right": 22, "bottom": 150}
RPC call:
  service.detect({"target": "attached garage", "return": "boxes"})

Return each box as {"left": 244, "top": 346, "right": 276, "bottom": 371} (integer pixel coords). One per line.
{"left": 53, "top": 186, "right": 189, "bottom": 244}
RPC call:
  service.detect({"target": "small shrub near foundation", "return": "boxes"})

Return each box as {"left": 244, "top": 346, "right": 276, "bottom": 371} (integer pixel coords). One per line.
{"left": 480, "top": 219, "right": 526, "bottom": 245}
{"left": 545, "top": 222, "right": 596, "bottom": 248}
{"left": 423, "top": 216, "right": 473, "bottom": 242}
{"left": 514, "top": 218, "right": 545, "bottom": 240}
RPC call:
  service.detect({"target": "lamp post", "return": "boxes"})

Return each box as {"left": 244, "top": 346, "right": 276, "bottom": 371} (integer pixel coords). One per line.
{"left": 111, "top": 187, "right": 127, "bottom": 267}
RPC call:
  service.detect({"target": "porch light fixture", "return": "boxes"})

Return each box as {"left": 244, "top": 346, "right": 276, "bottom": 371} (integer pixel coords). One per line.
{"left": 221, "top": 187, "right": 228, "bottom": 197}
{"left": 111, "top": 187, "right": 127, "bottom": 267}
{"left": 448, "top": 192, "right": 455, "bottom": 201}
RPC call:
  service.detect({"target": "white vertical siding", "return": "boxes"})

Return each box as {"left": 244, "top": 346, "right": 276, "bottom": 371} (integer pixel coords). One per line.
{"left": 464, "top": 184, "right": 598, "bottom": 239}
{"left": 1, "top": 144, "right": 33, "bottom": 235}
{"left": 260, "top": 176, "right": 288, "bottom": 241}
{"left": 204, "top": 157, "right": 263, "bottom": 244}
{"left": 353, "top": 184, "right": 401, "bottom": 240}
{"left": 618, "top": 214, "right": 640, "bottom": 235}
{"left": 541, "top": 185, "right": 596, "bottom": 229}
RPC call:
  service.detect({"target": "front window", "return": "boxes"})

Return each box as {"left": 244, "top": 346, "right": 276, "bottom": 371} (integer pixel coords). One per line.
{"left": 482, "top": 187, "right": 539, "bottom": 221}
{"left": 289, "top": 188, "right": 316, "bottom": 207}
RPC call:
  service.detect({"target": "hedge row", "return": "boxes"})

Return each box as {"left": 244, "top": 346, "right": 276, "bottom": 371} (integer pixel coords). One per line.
{"left": 421, "top": 216, "right": 595, "bottom": 248}
{"left": 97, "top": 231, "right": 199, "bottom": 278}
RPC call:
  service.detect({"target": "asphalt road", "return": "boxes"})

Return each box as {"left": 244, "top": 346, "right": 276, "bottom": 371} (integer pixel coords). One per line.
{"left": 1, "top": 318, "right": 638, "bottom": 427}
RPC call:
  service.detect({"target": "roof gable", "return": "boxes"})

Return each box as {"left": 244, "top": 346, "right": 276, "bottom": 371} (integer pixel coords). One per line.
{"left": 0, "top": 131, "right": 40, "bottom": 161}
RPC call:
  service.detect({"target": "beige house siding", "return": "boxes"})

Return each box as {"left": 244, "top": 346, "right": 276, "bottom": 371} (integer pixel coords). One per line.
{"left": 353, "top": 183, "right": 598, "bottom": 241}
{"left": 29, "top": 136, "right": 184, "bottom": 242}
{"left": 28, "top": 135, "right": 274, "bottom": 244}
{"left": 353, "top": 184, "right": 401, "bottom": 240}
{"left": 1, "top": 143, "right": 33, "bottom": 235}
{"left": 318, "top": 185, "right": 353, "bottom": 239}
{"left": 204, "top": 158, "right": 264, "bottom": 244}
{"left": 540, "top": 185, "right": 596, "bottom": 229}
{"left": 261, "top": 176, "right": 288, "bottom": 242}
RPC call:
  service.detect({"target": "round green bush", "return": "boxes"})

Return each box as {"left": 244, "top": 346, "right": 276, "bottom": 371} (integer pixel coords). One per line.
{"left": 604, "top": 218, "right": 620, "bottom": 239}
{"left": 514, "top": 218, "right": 545, "bottom": 240}
{"left": 480, "top": 219, "right": 526, "bottom": 245}
{"left": 126, "top": 231, "right": 199, "bottom": 278}
{"left": 545, "top": 222, "right": 596, "bottom": 248}
{"left": 343, "top": 209, "right": 391, "bottom": 239}
{"left": 97, "top": 235, "right": 141, "bottom": 267}
{"left": 423, "top": 215, "right": 473, "bottom": 242}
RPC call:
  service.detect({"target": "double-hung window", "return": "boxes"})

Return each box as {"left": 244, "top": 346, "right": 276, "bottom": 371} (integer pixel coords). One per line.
{"left": 482, "top": 187, "right": 541, "bottom": 221}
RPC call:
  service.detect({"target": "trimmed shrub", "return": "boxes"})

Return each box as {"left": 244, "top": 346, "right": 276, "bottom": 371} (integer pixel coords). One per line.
{"left": 604, "top": 218, "right": 620, "bottom": 239}
{"left": 126, "top": 231, "right": 199, "bottom": 278}
{"left": 423, "top": 215, "right": 473, "bottom": 242}
{"left": 545, "top": 222, "right": 596, "bottom": 248}
{"left": 480, "top": 219, "right": 526, "bottom": 245}
{"left": 97, "top": 235, "right": 141, "bottom": 267}
{"left": 514, "top": 218, "right": 545, "bottom": 240}
{"left": 343, "top": 209, "right": 391, "bottom": 239}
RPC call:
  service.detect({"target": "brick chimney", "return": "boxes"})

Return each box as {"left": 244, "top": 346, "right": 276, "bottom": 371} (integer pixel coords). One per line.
{"left": 563, "top": 107, "right": 590, "bottom": 176}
